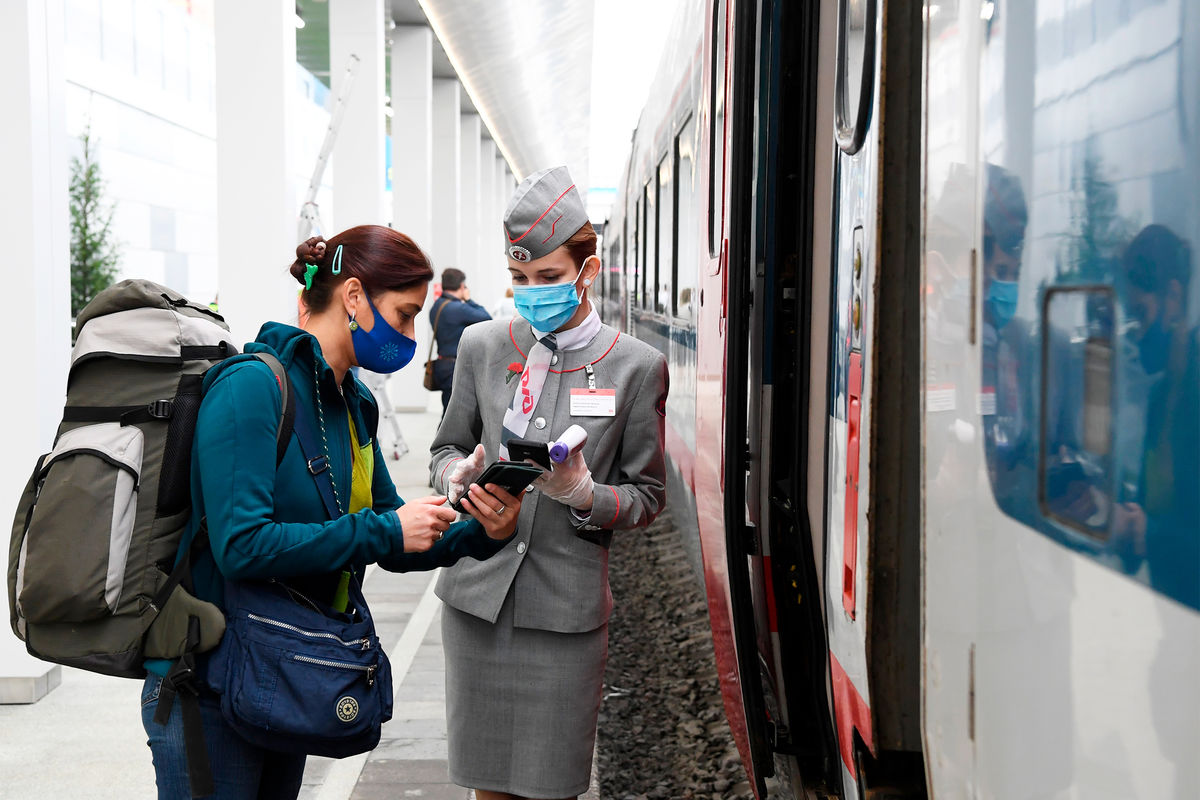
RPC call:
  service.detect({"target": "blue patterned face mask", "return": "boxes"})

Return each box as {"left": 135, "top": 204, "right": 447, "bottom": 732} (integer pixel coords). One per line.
{"left": 512, "top": 260, "right": 589, "bottom": 332}
{"left": 351, "top": 294, "right": 416, "bottom": 373}
{"left": 986, "top": 279, "right": 1019, "bottom": 330}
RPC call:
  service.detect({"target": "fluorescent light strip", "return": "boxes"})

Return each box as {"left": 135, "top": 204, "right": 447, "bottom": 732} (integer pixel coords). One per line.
{"left": 415, "top": 0, "right": 524, "bottom": 179}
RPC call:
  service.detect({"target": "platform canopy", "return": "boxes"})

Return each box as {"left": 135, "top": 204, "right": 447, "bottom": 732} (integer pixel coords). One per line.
{"left": 398, "top": 0, "right": 594, "bottom": 189}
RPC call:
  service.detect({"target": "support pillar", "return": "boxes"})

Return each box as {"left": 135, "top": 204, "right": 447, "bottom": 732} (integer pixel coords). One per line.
{"left": 389, "top": 25, "right": 434, "bottom": 411}
{"left": 430, "top": 80, "right": 461, "bottom": 270}
{"left": 476, "top": 137, "right": 499, "bottom": 308}
{"left": 458, "top": 113, "right": 481, "bottom": 280}
{"left": 330, "top": 0, "right": 386, "bottom": 227}
{"left": 214, "top": 0, "right": 298, "bottom": 346}
{"left": 391, "top": 26, "right": 433, "bottom": 247}
{"left": 0, "top": 0, "right": 68, "bottom": 701}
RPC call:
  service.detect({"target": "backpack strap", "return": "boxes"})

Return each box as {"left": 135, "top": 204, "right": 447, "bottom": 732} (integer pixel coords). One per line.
{"left": 428, "top": 296, "right": 448, "bottom": 358}
{"left": 251, "top": 353, "right": 296, "bottom": 465}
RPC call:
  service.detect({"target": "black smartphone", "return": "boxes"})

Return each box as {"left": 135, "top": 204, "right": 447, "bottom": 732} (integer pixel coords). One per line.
{"left": 506, "top": 437, "right": 553, "bottom": 470}
{"left": 451, "top": 461, "right": 543, "bottom": 513}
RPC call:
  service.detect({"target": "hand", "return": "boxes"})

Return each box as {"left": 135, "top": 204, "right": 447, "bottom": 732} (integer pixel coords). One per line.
{"left": 461, "top": 285, "right": 471, "bottom": 302}
{"left": 533, "top": 451, "right": 595, "bottom": 510}
{"left": 447, "top": 444, "right": 486, "bottom": 505}
{"left": 460, "top": 483, "right": 524, "bottom": 540}
{"left": 395, "top": 495, "right": 458, "bottom": 553}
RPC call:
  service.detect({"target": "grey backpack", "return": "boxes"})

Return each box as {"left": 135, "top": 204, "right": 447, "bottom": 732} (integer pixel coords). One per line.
{"left": 7, "top": 279, "right": 291, "bottom": 678}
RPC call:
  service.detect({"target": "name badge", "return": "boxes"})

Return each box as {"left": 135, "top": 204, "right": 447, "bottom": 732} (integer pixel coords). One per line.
{"left": 570, "top": 388, "right": 616, "bottom": 417}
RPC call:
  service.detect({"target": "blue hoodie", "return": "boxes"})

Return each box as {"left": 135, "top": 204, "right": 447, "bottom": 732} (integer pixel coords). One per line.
{"left": 147, "top": 322, "right": 509, "bottom": 677}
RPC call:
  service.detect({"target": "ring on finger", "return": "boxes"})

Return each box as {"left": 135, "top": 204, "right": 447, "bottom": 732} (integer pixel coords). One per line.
{"left": 495, "top": 505, "right": 506, "bottom": 515}
{"left": 434, "top": 531, "right": 444, "bottom": 541}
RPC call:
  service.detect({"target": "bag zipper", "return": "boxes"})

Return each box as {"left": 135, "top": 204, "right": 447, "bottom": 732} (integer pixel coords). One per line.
{"left": 292, "top": 654, "right": 377, "bottom": 686}
{"left": 248, "top": 613, "right": 370, "bottom": 649}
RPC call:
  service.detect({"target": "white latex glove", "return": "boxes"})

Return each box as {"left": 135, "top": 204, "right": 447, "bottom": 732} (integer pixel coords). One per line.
{"left": 447, "top": 443, "right": 486, "bottom": 505}
{"left": 533, "top": 450, "right": 595, "bottom": 510}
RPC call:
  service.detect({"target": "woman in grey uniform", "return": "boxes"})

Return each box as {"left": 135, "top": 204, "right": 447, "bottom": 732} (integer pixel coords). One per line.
{"left": 429, "top": 166, "right": 669, "bottom": 800}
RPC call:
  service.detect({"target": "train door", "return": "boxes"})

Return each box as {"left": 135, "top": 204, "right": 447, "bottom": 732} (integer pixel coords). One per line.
{"left": 822, "top": 0, "right": 925, "bottom": 796}
{"left": 722, "top": 0, "right": 842, "bottom": 796}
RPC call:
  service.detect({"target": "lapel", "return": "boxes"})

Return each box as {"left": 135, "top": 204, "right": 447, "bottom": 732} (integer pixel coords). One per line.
{"left": 507, "top": 319, "right": 621, "bottom": 375}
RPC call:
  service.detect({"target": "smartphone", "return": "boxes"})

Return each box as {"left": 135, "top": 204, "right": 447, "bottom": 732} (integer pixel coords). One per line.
{"left": 506, "top": 437, "right": 553, "bottom": 470}
{"left": 451, "top": 461, "right": 543, "bottom": 513}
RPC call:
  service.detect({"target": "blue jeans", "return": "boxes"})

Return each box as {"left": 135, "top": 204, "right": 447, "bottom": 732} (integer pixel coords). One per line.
{"left": 140, "top": 676, "right": 307, "bottom": 799}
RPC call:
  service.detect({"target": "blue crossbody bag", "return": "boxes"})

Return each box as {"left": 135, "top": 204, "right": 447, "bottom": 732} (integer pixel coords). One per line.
{"left": 204, "top": 356, "right": 394, "bottom": 757}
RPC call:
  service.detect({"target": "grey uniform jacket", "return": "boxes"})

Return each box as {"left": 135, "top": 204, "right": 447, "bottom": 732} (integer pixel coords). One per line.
{"left": 430, "top": 318, "right": 668, "bottom": 633}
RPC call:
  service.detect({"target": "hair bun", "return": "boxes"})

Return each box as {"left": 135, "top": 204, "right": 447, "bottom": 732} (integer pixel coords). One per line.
{"left": 296, "top": 236, "right": 327, "bottom": 264}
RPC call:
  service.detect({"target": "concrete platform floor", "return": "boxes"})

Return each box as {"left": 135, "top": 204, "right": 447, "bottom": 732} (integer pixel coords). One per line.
{"left": 0, "top": 405, "right": 598, "bottom": 799}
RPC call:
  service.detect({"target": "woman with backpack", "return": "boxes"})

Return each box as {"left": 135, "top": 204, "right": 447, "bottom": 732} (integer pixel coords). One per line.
{"left": 141, "top": 225, "right": 523, "bottom": 798}
{"left": 430, "top": 167, "right": 669, "bottom": 799}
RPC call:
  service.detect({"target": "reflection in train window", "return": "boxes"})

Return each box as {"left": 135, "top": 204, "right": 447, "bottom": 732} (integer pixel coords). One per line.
{"left": 676, "top": 115, "right": 698, "bottom": 321}
{"left": 1039, "top": 289, "right": 1115, "bottom": 539}
{"left": 976, "top": 0, "right": 1199, "bottom": 609}
{"left": 708, "top": 0, "right": 726, "bottom": 256}
{"left": 657, "top": 154, "right": 673, "bottom": 315}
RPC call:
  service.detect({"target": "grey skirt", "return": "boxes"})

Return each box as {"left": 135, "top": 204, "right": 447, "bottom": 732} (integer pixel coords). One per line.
{"left": 442, "top": 591, "right": 607, "bottom": 798}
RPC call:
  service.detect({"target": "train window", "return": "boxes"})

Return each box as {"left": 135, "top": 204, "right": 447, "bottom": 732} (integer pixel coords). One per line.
{"left": 632, "top": 194, "right": 642, "bottom": 311}
{"left": 657, "top": 154, "right": 673, "bottom": 315}
{"left": 1038, "top": 289, "right": 1115, "bottom": 539}
{"left": 708, "top": 0, "right": 727, "bottom": 257}
{"left": 835, "top": 0, "right": 876, "bottom": 154}
{"left": 643, "top": 181, "right": 655, "bottom": 310}
{"left": 676, "top": 115, "right": 698, "bottom": 320}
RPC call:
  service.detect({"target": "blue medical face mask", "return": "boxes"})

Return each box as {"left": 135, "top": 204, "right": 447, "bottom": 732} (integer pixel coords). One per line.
{"left": 350, "top": 294, "right": 417, "bottom": 373}
{"left": 986, "top": 279, "right": 1019, "bottom": 330}
{"left": 512, "top": 260, "right": 590, "bottom": 332}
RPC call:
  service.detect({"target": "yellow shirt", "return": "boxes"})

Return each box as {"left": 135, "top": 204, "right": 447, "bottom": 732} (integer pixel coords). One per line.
{"left": 347, "top": 412, "right": 374, "bottom": 514}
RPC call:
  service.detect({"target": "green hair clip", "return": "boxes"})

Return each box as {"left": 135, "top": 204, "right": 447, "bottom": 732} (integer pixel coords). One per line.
{"left": 303, "top": 262, "right": 319, "bottom": 291}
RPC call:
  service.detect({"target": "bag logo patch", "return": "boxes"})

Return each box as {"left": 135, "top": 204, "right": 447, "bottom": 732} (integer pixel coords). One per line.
{"left": 336, "top": 695, "right": 359, "bottom": 723}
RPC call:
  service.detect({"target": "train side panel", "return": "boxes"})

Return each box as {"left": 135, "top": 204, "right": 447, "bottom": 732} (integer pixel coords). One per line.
{"left": 923, "top": 1, "right": 1200, "bottom": 797}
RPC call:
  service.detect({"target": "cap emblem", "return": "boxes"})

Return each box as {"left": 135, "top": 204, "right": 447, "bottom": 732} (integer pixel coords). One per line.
{"left": 509, "top": 245, "right": 532, "bottom": 262}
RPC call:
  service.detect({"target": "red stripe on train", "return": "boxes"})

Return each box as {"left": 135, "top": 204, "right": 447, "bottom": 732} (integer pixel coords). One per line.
{"left": 830, "top": 652, "right": 873, "bottom": 774}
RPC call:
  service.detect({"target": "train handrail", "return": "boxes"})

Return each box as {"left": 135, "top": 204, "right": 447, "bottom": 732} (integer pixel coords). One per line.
{"left": 834, "top": 0, "right": 877, "bottom": 155}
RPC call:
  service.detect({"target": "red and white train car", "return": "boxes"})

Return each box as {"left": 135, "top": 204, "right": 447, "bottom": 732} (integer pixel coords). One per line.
{"left": 603, "top": 1, "right": 1200, "bottom": 798}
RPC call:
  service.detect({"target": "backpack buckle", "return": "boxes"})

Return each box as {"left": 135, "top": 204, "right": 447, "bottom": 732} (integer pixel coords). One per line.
{"left": 307, "top": 455, "right": 329, "bottom": 475}
{"left": 147, "top": 400, "right": 174, "bottom": 419}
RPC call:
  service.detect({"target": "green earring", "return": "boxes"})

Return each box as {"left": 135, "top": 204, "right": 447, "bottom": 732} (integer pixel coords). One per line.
{"left": 348, "top": 315, "right": 359, "bottom": 332}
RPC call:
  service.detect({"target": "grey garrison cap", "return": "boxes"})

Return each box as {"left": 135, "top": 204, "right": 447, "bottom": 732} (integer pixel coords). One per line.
{"left": 502, "top": 166, "right": 589, "bottom": 263}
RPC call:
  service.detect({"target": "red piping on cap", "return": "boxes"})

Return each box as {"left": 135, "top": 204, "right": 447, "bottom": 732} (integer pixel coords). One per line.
{"left": 541, "top": 214, "right": 565, "bottom": 244}
{"left": 508, "top": 185, "right": 576, "bottom": 245}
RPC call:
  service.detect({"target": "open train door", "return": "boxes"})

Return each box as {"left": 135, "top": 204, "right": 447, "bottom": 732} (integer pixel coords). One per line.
{"left": 720, "top": 0, "right": 841, "bottom": 797}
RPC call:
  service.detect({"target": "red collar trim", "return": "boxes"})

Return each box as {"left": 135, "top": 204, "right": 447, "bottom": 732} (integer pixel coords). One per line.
{"left": 507, "top": 318, "right": 620, "bottom": 374}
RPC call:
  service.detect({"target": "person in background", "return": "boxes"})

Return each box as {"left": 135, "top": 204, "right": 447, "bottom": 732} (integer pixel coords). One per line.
{"left": 430, "top": 267, "right": 491, "bottom": 413}
{"left": 490, "top": 286, "right": 517, "bottom": 321}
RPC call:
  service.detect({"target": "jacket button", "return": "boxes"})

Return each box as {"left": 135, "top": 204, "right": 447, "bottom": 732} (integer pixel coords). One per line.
{"left": 534, "top": 417, "right": 547, "bottom": 429}
{"left": 550, "top": 354, "right": 559, "bottom": 366}
{"left": 516, "top": 541, "right": 527, "bottom": 554}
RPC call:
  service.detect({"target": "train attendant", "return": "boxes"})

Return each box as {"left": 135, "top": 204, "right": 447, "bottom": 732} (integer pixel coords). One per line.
{"left": 430, "top": 166, "right": 669, "bottom": 800}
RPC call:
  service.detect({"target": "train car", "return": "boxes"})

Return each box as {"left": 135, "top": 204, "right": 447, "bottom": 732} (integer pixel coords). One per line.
{"left": 604, "top": 1, "right": 1200, "bottom": 798}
